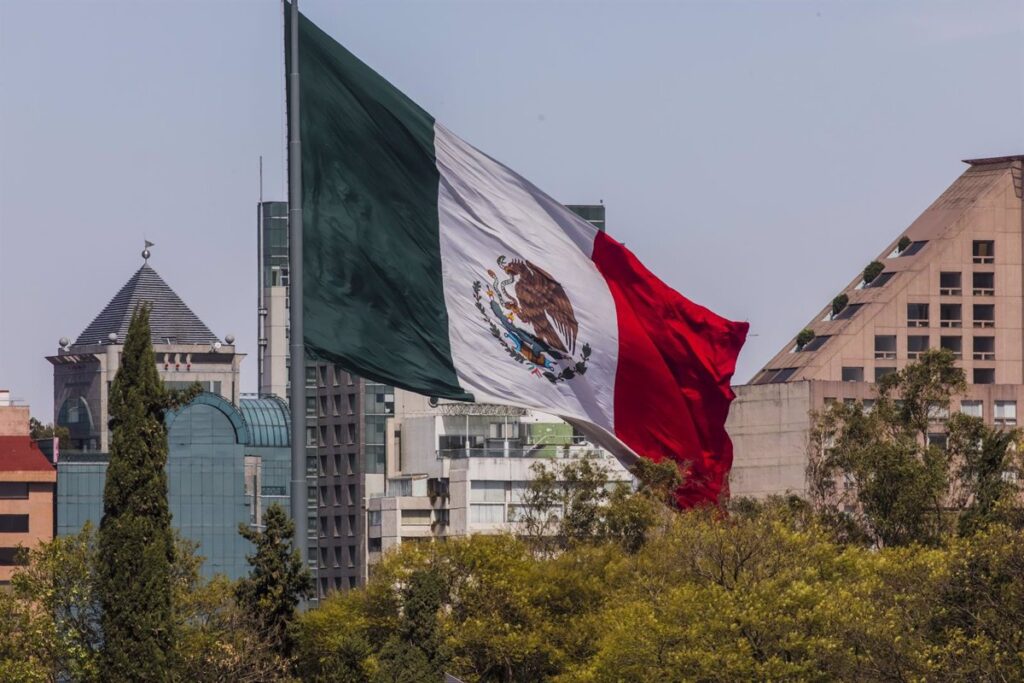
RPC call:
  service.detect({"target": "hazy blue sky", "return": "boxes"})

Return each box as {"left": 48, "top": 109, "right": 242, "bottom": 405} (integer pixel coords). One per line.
{"left": 2, "top": 0, "right": 1022, "bottom": 421}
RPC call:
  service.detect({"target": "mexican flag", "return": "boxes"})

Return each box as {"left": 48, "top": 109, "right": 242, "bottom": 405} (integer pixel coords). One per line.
{"left": 290, "top": 11, "right": 748, "bottom": 506}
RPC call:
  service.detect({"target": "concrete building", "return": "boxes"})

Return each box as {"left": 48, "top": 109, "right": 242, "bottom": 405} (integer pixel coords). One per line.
{"left": 48, "top": 253, "right": 244, "bottom": 452}
{"left": 0, "top": 391, "right": 57, "bottom": 584}
{"left": 728, "top": 155, "right": 1024, "bottom": 498}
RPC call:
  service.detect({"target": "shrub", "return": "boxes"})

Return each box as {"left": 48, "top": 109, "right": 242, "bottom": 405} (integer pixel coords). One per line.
{"left": 831, "top": 294, "right": 849, "bottom": 317}
{"left": 796, "top": 328, "right": 815, "bottom": 350}
{"left": 863, "top": 261, "right": 884, "bottom": 284}
{"left": 898, "top": 236, "right": 912, "bottom": 253}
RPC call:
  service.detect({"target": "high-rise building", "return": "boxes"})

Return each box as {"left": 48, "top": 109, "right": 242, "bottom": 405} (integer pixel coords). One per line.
{"left": 728, "top": 155, "right": 1024, "bottom": 498}
{"left": 0, "top": 391, "right": 57, "bottom": 585}
{"left": 259, "top": 202, "right": 620, "bottom": 596}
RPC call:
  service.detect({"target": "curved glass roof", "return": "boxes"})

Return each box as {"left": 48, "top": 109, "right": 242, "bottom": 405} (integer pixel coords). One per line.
{"left": 239, "top": 396, "right": 291, "bottom": 448}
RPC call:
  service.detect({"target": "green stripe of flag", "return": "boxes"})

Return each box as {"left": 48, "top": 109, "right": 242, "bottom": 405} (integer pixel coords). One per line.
{"left": 291, "top": 10, "right": 471, "bottom": 400}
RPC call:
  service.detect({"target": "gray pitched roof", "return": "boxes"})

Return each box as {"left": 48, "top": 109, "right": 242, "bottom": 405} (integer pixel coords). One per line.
{"left": 74, "top": 264, "right": 220, "bottom": 347}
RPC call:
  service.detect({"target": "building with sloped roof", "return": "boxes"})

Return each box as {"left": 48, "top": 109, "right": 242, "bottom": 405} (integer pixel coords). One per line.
{"left": 728, "top": 155, "right": 1024, "bottom": 498}
{"left": 47, "top": 251, "right": 244, "bottom": 452}
{"left": 0, "top": 394, "right": 56, "bottom": 584}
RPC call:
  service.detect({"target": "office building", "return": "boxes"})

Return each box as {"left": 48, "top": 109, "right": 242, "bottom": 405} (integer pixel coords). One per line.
{"left": 0, "top": 391, "right": 57, "bottom": 584}
{"left": 728, "top": 155, "right": 1024, "bottom": 498}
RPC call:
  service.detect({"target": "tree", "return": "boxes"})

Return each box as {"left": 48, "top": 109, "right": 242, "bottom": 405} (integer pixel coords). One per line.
{"left": 862, "top": 260, "right": 884, "bottom": 284}
{"left": 831, "top": 293, "right": 849, "bottom": 318}
{"left": 28, "top": 417, "right": 69, "bottom": 442}
{"left": 795, "top": 328, "right": 815, "bottom": 349}
{"left": 373, "top": 568, "right": 449, "bottom": 683}
{"left": 97, "top": 304, "right": 180, "bottom": 679}
{"left": 235, "top": 503, "right": 313, "bottom": 659}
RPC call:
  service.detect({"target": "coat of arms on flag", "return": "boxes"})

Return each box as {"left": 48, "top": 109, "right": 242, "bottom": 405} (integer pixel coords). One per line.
{"left": 472, "top": 255, "right": 592, "bottom": 383}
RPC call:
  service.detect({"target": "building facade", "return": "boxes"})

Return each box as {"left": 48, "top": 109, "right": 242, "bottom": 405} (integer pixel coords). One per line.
{"left": 728, "top": 155, "right": 1024, "bottom": 498}
{"left": 50, "top": 254, "right": 288, "bottom": 580}
{"left": 0, "top": 391, "right": 57, "bottom": 584}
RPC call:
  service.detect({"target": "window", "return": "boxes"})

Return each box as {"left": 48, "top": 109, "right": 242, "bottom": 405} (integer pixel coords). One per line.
{"left": 841, "top": 367, "right": 864, "bottom": 382}
{"left": 347, "top": 394, "right": 356, "bottom": 414}
{"left": 0, "top": 483, "right": 28, "bottom": 499}
{"left": 865, "top": 272, "right": 896, "bottom": 288}
{"left": 833, "top": 303, "right": 865, "bottom": 320}
{"left": 347, "top": 453, "right": 356, "bottom": 474}
{"left": 797, "top": 335, "right": 830, "bottom": 352}
{"left": 973, "top": 304, "right": 995, "bottom": 328}
{"left": 318, "top": 366, "right": 328, "bottom": 387}
{"left": 941, "top": 336, "right": 962, "bottom": 359}
{"left": 0, "top": 515, "right": 29, "bottom": 533}
{"left": 973, "top": 240, "right": 994, "bottom": 264}
{"left": 305, "top": 365, "right": 317, "bottom": 388}
{"left": 755, "top": 367, "right": 799, "bottom": 384}
{"left": 908, "top": 335, "right": 930, "bottom": 359}
{"left": 318, "top": 516, "right": 328, "bottom": 538}
{"left": 470, "top": 504, "right": 505, "bottom": 524}
{"left": 348, "top": 545, "right": 357, "bottom": 567}
{"left": 960, "top": 400, "right": 983, "bottom": 418}
{"left": 874, "top": 335, "right": 897, "bottom": 360}
{"left": 927, "top": 404, "right": 949, "bottom": 421}
{"left": 305, "top": 395, "right": 316, "bottom": 418}
{"left": 875, "top": 367, "right": 896, "bottom": 382}
{"left": 368, "top": 510, "right": 382, "bottom": 526}
{"left": 900, "top": 240, "right": 928, "bottom": 256}
{"left": 973, "top": 272, "right": 994, "bottom": 296}
{"left": 332, "top": 547, "right": 342, "bottom": 568}
{"left": 940, "top": 304, "right": 962, "bottom": 328}
{"left": 471, "top": 480, "right": 506, "bottom": 503}
{"left": 333, "top": 515, "right": 342, "bottom": 537}
{"left": 401, "top": 510, "right": 432, "bottom": 526}
{"left": 974, "top": 368, "right": 995, "bottom": 384}
{"left": 927, "top": 433, "right": 948, "bottom": 451}
{"left": 973, "top": 336, "right": 995, "bottom": 361}
{"left": 347, "top": 424, "right": 356, "bottom": 444}
{"left": 995, "top": 401, "right": 1017, "bottom": 427}
{"left": 333, "top": 484, "right": 343, "bottom": 505}
{"left": 940, "top": 272, "right": 962, "bottom": 296}
{"left": 333, "top": 426, "right": 341, "bottom": 447}
{"left": 348, "top": 515, "right": 356, "bottom": 536}
{"left": 318, "top": 548, "right": 328, "bottom": 569}
{"left": 347, "top": 484, "right": 357, "bottom": 505}
{"left": 0, "top": 548, "right": 26, "bottom": 566}
{"left": 862, "top": 399, "right": 876, "bottom": 413}
{"left": 368, "top": 537, "right": 382, "bottom": 553}
{"left": 907, "top": 303, "right": 929, "bottom": 328}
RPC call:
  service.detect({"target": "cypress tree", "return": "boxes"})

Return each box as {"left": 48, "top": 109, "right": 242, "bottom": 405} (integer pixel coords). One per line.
{"left": 97, "top": 304, "right": 176, "bottom": 679}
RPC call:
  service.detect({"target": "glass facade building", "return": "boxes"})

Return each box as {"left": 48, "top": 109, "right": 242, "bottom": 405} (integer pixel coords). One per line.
{"left": 56, "top": 393, "right": 291, "bottom": 579}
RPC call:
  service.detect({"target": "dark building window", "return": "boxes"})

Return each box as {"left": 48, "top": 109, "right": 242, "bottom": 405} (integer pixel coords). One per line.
{"left": 755, "top": 367, "right": 799, "bottom": 384}
{"left": 0, "top": 547, "right": 26, "bottom": 566}
{"left": 973, "top": 272, "right": 995, "bottom": 296}
{"left": 973, "top": 304, "right": 995, "bottom": 328}
{"left": 940, "top": 336, "right": 963, "bottom": 359}
{"left": 0, "top": 483, "right": 29, "bottom": 499}
{"left": 842, "top": 367, "right": 864, "bottom": 382}
{"left": 801, "top": 335, "right": 831, "bottom": 352}
{"left": 833, "top": 303, "right": 865, "bottom": 321}
{"left": 908, "top": 335, "right": 930, "bottom": 359}
{"left": 927, "top": 433, "right": 948, "bottom": 451}
{"left": 875, "top": 367, "right": 897, "bottom": 382}
{"left": 940, "top": 272, "right": 962, "bottom": 296}
{"left": 875, "top": 335, "right": 897, "bottom": 360}
{"left": 368, "top": 537, "right": 382, "bottom": 553}
{"left": 0, "top": 515, "right": 29, "bottom": 533}
{"left": 940, "top": 304, "right": 962, "bottom": 328}
{"left": 974, "top": 368, "right": 996, "bottom": 384}
{"left": 907, "top": 304, "right": 929, "bottom": 327}
{"left": 866, "top": 272, "right": 896, "bottom": 288}
{"left": 973, "top": 240, "right": 994, "bottom": 264}
{"left": 973, "top": 336, "right": 995, "bottom": 361}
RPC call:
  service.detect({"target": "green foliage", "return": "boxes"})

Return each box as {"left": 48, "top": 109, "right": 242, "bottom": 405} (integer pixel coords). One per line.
{"left": 373, "top": 568, "right": 449, "bottom": 683}
{"left": 97, "top": 304, "right": 178, "bottom": 679}
{"left": 28, "top": 417, "right": 69, "bottom": 442}
{"left": 236, "top": 503, "right": 313, "bottom": 658}
{"left": 898, "top": 235, "right": 912, "bottom": 252}
{"left": 862, "top": 260, "right": 884, "bottom": 284}
{"left": 809, "top": 349, "right": 1022, "bottom": 546}
{"left": 795, "top": 327, "right": 815, "bottom": 349}
{"left": 830, "top": 293, "right": 848, "bottom": 317}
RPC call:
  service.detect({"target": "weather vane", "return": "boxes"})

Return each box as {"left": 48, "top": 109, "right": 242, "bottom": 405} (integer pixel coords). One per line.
{"left": 142, "top": 240, "right": 155, "bottom": 263}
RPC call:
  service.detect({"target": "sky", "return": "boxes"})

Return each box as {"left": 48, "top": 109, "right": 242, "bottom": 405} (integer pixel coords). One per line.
{"left": 1, "top": 0, "right": 1022, "bottom": 421}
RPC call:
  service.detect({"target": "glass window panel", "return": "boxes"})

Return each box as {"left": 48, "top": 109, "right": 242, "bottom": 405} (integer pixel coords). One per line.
{"left": 960, "top": 400, "right": 983, "bottom": 418}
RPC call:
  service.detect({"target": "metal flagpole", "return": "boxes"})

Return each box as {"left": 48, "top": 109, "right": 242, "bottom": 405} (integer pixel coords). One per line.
{"left": 286, "top": 0, "right": 307, "bottom": 567}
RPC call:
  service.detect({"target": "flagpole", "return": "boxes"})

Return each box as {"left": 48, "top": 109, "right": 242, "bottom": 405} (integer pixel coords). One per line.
{"left": 286, "top": 0, "right": 307, "bottom": 570}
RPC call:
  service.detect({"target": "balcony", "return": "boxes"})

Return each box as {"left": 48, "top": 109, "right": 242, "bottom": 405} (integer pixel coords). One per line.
{"left": 940, "top": 304, "right": 962, "bottom": 328}
{"left": 972, "top": 272, "right": 995, "bottom": 296}
{"left": 939, "top": 272, "right": 962, "bottom": 296}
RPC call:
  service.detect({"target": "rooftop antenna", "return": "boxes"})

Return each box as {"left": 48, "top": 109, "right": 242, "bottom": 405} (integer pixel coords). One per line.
{"left": 142, "top": 240, "right": 155, "bottom": 263}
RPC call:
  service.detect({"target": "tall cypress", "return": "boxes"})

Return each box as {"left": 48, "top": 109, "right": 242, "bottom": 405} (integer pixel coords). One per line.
{"left": 97, "top": 304, "right": 176, "bottom": 679}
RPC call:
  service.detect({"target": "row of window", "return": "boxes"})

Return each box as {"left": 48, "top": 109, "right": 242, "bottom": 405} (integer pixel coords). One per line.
{"left": 318, "top": 452, "right": 358, "bottom": 478}
{"left": 906, "top": 303, "right": 995, "bottom": 328}
{"left": 312, "top": 393, "right": 357, "bottom": 418}
{"left": 317, "top": 513, "right": 357, "bottom": 538}
{"left": 0, "top": 515, "right": 29, "bottom": 533}
{"left": 317, "top": 574, "right": 358, "bottom": 598}
{"left": 312, "top": 364, "right": 356, "bottom": 389}
{"left": 874, "top": 334, "right": 995, "bottom": 360}
{"left": 309, "top": 423, "right": 358, "bottom": 448}
{"left": 318, "top": 483, "right": 358, "bottom": 508}
{"left": 827, "top": 396, "right": 1017, "bottom": 426}
{"left": 318, "top": 544, "right": 357, "bottom": 570}
{"left": 844, "top": 365, "right": 998, "bottom": 384}
{"left": 937, "top": 271, "right": 994, "bottom": 296}
{"left": 0, "top": 483, "right": 29, "bottom": 499}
